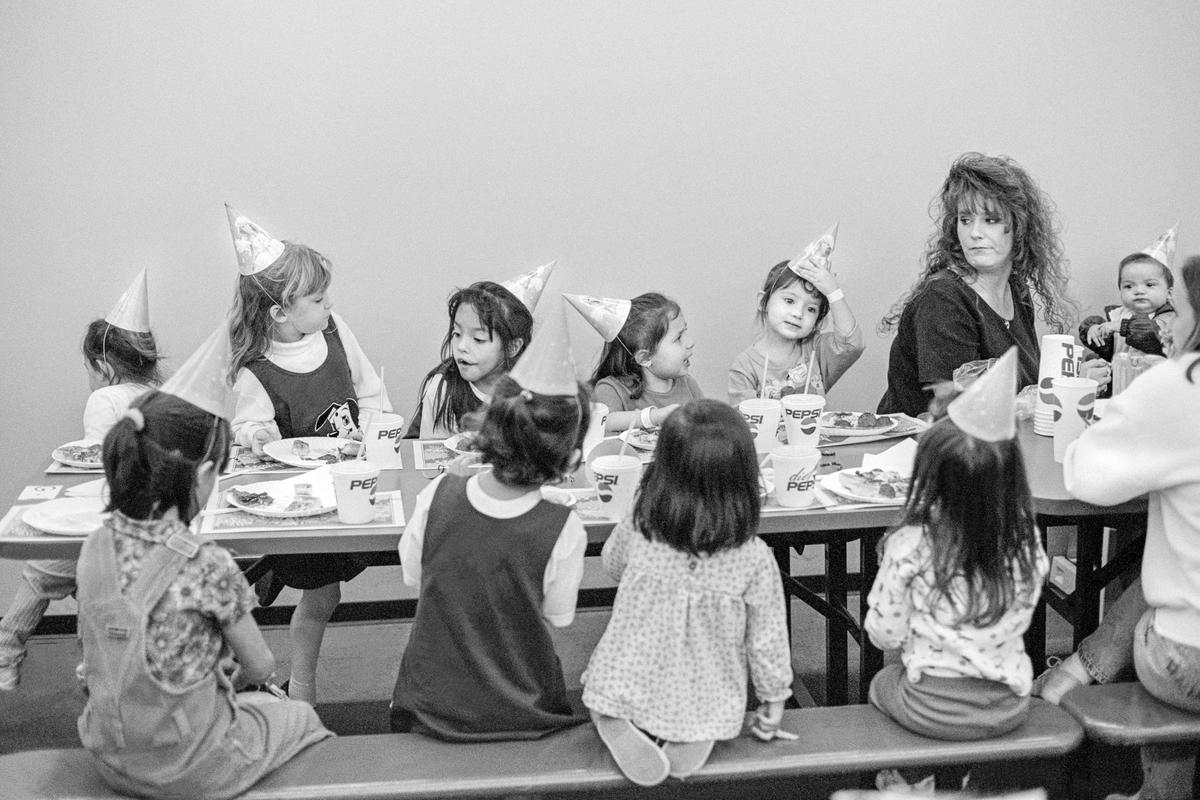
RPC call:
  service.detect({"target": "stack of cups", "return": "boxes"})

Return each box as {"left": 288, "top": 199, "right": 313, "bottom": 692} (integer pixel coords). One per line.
{"left": 1034, "top": 334, "right": 1080, "bottom": 436}
{"left": 781, "top": 394, "right": 825, "bottom": 448}
{"left": 1051, "top": 377, "right": 1098, "bottom": 462}
{"left": 739, "top": 398, "right": 783, "bottom": 453}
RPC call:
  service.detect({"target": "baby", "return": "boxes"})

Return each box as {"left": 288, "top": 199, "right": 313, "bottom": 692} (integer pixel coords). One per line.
{"left": 1081, "top": 228, "right": 1178, "bottom": 362}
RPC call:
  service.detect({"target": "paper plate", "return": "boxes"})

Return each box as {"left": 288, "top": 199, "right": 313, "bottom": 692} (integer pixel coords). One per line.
{"left": 819, "top": 413, "right": 897, "bottom": 438}
{"left": 263, "top": 437, "right": 361, "bottom": 469}
{"left": 540, "top": 486, "right": 579, "bottom": 507}
{"left": 51, "top": 439, "right": 104, "bottom": 469}
{"left": 443, "top": 432, "right": 481, "bottom": 455}
{"left": 618, "top": 428, "right": 659, "bottom": 451}
{"left": 22, "top": 497, "right": 107, "bottom": 536}
{"left": 226, "top": 480, "right": 336, "bottom": 518}
{"left": 820, "top": 469, "right": 907, "bottom": 506}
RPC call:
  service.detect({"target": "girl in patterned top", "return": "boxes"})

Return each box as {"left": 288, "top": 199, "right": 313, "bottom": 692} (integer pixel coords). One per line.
{"left": 74, "top": 390, "right": 330, "bottom": 800}
{"left": 581, "top": 399, "right": 793, "bottom": 787}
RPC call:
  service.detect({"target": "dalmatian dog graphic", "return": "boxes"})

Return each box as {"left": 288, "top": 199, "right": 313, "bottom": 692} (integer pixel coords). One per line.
{"left": 315, "top": 398, "right": 361, "bottom": 439}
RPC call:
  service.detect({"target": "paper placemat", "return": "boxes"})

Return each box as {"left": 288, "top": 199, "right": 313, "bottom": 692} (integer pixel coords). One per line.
{"left": 0, "top": 505, "right": 43, "bottom": 539}
{"left": 412, "top": 440, "right": 456, "bottom": 471}
{"left": 223, "top": 446, "right": 305, "bottom": 477}
{"left": 199, "top": 492, "right": 406, "bottom": 534}
{"left": 44, "top": 461, "right": 103, "bottom": 475}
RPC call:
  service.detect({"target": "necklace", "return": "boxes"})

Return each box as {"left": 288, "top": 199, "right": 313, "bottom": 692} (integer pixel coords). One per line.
{"left": 971, "top": 279, "right": 1013, "bottom": 329}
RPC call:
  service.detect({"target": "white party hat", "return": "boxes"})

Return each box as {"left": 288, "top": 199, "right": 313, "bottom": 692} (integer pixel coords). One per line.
{"left": 502, "top": 261, "right": 556, "bottom": 312}
{"left": 1138, "top": 224, "right": 1178, "bottom": 270}
{"left": 563, "top": 292, "right": 632, "bottom": 342}
{"left": 225, "top": 203, "right": 285, "bottom": 276}
{"left": 788, "top": 222, "right": 840, "bottom": 275}
{"left": 947, "top": 346, "right": 1017, "bottom": 442}
{"left": 104, "top": 268, "right": 151, "bottom": 333}
{"left": 160, "top": 323, "right": 238, "bottom": 420}
{"left": 507, "top": 299, "right": 578, "bottom": 396}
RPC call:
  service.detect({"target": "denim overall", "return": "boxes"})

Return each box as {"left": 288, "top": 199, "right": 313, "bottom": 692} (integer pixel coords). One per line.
{"left": 76, "top": 522, "right": 330, "bottom": 800}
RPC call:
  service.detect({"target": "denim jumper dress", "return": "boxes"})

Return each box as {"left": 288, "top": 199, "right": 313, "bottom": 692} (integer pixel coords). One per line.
{"left": 75, "top": 522, "right": 331, "bottom": 800}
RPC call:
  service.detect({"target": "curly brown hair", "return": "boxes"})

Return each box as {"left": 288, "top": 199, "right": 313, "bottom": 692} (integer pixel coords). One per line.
{"left": 880, "top": 152, "right": 1077, "bottom": 334}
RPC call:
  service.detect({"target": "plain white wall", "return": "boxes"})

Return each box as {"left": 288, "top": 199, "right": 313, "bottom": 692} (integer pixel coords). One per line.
{"left": 3, "top": 2, "right": 1199, "bottom": 600}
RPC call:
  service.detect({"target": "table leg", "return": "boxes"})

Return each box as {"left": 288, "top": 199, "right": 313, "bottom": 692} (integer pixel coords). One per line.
{"left": 1073, "top": 519, "right": 1105, "bottom": 648}
{"left": 825, "top": 540, "right": 848, "bottom": 705}
{"left": 1025, "top": 527, "right": 1049, "bottom": 670}
{"left": 858, "top": 530, "right": 883, "bottom": 703}
{"left": 773, "top": 544, "right": 794, "bottom": 643}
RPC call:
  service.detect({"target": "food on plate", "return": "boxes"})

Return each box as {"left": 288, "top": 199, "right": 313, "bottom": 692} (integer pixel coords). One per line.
{"left": 283, "top": 496, "right": 321, "bottom": 514}
{"left": 230, "top": 487, "right": 274, "bottom": 507}
{"left": 292, "top": 440, "right": 311, "bottom": 458}
{"left": 626, "top": 428, "right": 658, "bottom": 450}
{"left": 839, "top": 468, "right": 910, "bottom": 500}
{"left": 824, "top": 412, "right": 891, "bottom": 430}
{"left": 57, "top": 444, "right": 102, "bottom": 465}
{"left": 291, "top": 439, "right": 361, "bottom": 464}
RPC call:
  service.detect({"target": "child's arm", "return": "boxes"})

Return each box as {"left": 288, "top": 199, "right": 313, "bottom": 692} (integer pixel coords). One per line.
{"left": 397, "top": 476, "right": 442, "bottom": 588}
{"left": 594, "top": 377, "right": 676, "bottom": 432}
{"left": 417, "top": 374, "right": 446, "bottom": 439}
{"left": 727, "top": 347, "right": 762, "bottom": 406}
{"left": 1080, "top": 311, "right": 1116, "bottom": 357}
{"left": 1122, "top": 313, "right": 1169, "bottom": 357}
{"left": 334, "top": 313, "right": 391, "bottom": 416}
{"left": 863, "top": 526, "right": 921, "bottom": 651}
{"left": 223, "top": 613, "right": 277, "bottom": 687}
{"left": 744, "top": 544, "right": 795, "bottom": 708}
{"left": 231, "top": 370, "right": 282, "bottom": 453}
{"left": 791, "top": 262, "right": 858, "bottom": 340}
{"left": 83, "top": 388, "right": 125, "bottom": 441}
{"left": 541, "top": 512, "right": 587, "bottom": 627}
{"left": 600, "top": 518, "right": 636, "bottom": 581}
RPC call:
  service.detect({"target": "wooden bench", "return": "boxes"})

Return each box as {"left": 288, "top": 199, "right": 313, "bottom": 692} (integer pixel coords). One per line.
{"left": 0, "top": 701, "right": 1082, "bottom": 799}
{"left": 1060, "top": 681, "right": 1200, "bottom": 747}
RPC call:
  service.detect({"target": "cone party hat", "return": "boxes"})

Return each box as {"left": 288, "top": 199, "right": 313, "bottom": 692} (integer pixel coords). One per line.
{"left": 502, "top": 261, "right": 556, "bottom": 312}
{"left": 947, "top": 346, "right": 1018, "bottom": 442}
{"left": 508, "top": 299, "right": 578, "bottom": 396}
{"left": 1138, "top": 223, "right": 1178, "bottom": 270}
{"left": 788, "top": 222, "right": 839, "bottom": 275}
{"left": 563, "top": 293, "right": 632, "bottom": 342}
{"left": 104, "top": 268, "right": 151, "bottom": 333}
{"left": 160, "top": 323, "right": 238, "bottom": 420}
{"left": 225, "top": 203, "right": 285, "bottom": 276}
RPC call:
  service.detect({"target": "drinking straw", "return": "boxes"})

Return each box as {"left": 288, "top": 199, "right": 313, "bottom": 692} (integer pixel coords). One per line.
{"left": 801, "top": 350, "right": 817, "bottom": 394}
{"left": 759, "top": 352, "right": 770, "bottom": 400}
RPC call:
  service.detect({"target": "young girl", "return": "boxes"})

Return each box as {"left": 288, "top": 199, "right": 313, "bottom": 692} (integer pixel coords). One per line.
{"left": 391, "top": 374, "right": 591, "bottom": 740}
{"left": 590, "top": 292, "right": 702, "bottom": 434}
{"left": 227, "top": 215, "right": 387, "bottom": 704}
{"left": 728, "top": 259, "right": 863, "bottom": 405}
{"left": 581, "top": 399, "right": 793, "bottom": 787}
{"left": 0, "top": 318, "right": 162, "bottom": 690}
{"left": 409, "top": 280, "right": 533, "bottom": 439}
{"left": 865, "top": 348, "right": 1048, "bottom": 749}
{"left": 74, "top": 390, "right": 330, "bottom": 800}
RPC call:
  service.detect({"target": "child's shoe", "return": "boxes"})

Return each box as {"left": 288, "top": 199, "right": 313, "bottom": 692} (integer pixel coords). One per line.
{"left": 1031, "top": 653, "right": 1091, "bottom": 704}
{"left": 663, "top": 740, "right": 714, "bottom": 779}
{"left": 592, "top": 714, "right": 669, "bottom": 787}
{"left": 874, "top": 767, "right": 935, "bottom": 794}
{"left": 0, "top": 654, "right": 23, "bottom": 691}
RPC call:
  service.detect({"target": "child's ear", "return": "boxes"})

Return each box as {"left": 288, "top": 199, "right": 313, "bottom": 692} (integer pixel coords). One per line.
{"left": 268, "top": 304, "right": 289, "bottom": 324}
{"left": 566, "top": 446, "right": 583, "bottom": 472}
{"left": 506, "top": 338, "right": 525, "bottom": 360}
{"left": 634, "top": 349, "right": 653, "bottom": 368}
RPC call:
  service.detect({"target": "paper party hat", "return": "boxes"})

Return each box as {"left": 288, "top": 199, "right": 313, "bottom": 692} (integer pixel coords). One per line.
{"left": 104, "top": 268, "right": 151, "bottom": 333}
{"left": 563, "top": 293, "right": 632, "bottom": 342}
{"left": 225, "top": 203, "right": 285, "bottom": 276}
{"left": 160, "top": 323, "right": 238, "bottom": 420}
{"left": 788, "top": 223, "right": 840, "bottom": 275}
{"left": 1138, "top": 223, "right": 1178, "bottom": 270}
{"left": 502, "top": 261, "right": 556, "bottom": 312}
{"left": 507, "top": 299, "right": 579, "bottom": 396}
{"left": 947, "top": 346, "right": 1017, "bottom": 442}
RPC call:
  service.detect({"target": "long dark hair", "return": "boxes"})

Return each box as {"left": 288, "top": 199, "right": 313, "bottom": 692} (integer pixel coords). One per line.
{"left": 474, "top": 376, "right": 590, "bottom": 487}
{"left": 1179, "top": 255, "right": 1200, "bottom": 382}
{"left": 416, "top": 281, "right": 533, "bottom": 434}
{"left": 633, "top": 399, "right": 760, "bottom": 557}
{"left": 891, "top": 417, "right": 1041, "bottom": 627}
{"left": 103, "top": 390, "right": 231, "bottom": 523}
{"left": 880, "top": 152, "right": 1076, "bottom": 335}
{"left": 82, "top": 319, "right": 162, "bottom": 386}
{"left": 590, "top": 292, "right": 680, "bottom": 400}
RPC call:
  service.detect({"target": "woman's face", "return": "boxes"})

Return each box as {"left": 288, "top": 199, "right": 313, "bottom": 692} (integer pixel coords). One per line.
{"left": 957, "top": 204, "right": 1014, "bottom": 274}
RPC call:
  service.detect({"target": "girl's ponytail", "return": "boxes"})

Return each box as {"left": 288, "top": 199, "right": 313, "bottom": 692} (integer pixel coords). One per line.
{"left": 475, "top": 377, "right": 590, "bottom": 487}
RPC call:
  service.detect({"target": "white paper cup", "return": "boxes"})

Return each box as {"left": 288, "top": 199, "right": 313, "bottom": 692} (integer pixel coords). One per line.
{"left": 331, "top": 461, "right": 381, "bottom": 524}
{"left": 583, "top": 403, "right": 609, "bottom": 463}
{"left": 590, "top": 454, "right": 643, "bottom": 521}
{"left": 1035, "top": 334, "right": 1081, "bottom": 434}
{"left": 781, "top": 394, "right": 825, "bottom": 448}
{"left": 739, "top": 398, "right": 783, "bottom": 453}
{"left": 364, "top": 413, "right": 405, "bottom": 469}
{"left": 1051, "top": 377, "right": 1098, "bottom": 463}
{"left": 768, "top": 445, "right": 821, "bottom": 508}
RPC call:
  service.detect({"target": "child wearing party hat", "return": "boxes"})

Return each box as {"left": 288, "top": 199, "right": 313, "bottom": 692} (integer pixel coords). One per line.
{"left": 1080, "top": 225, "right": 1179, "bottom": 363}
{"left": 72, "top": 323, "right": 331, "bottom": 800}
{"left": 864, "top": 348, "right": 1049, "bottom": 789}
{"left": 225, "top": 204, "right": 388, "bottom": 704}
{"left": 728, "top": 224, "right": 864, "bottom": 406}
{"left": 0, "top": 269, "right": 162, "bottom": 690}
{"left": 407, "top": 264, "right": 551, "bottom": 439}
{"left": 391, "top": 300, "right": 590, "bottom": 740}
{"left": 567, "top": 291, "right": 703, "bottom": 434}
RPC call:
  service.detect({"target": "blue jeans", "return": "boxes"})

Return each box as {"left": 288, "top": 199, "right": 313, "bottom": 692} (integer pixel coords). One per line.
{"left": 1131, "top": 610, "right": 1200, "bottom": 799}
{"left": 0, "top": 559, "right": 77, "bottom": 665}
{"left": 1076, "top": 577, "right": 1145, "bottom": 684}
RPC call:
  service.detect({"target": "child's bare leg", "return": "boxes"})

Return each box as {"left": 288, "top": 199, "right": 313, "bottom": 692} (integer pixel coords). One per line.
{"left": 287, "top": 582, "right": 341, "bottom": 704}
{"left": 590, "top": 711, "right": 669, "bottom": 787}
{"left": 0, "top": 560, "right": 77, "bottom": 689}
{"left": 663, "top": 740, "right": 714, "bottom": 779}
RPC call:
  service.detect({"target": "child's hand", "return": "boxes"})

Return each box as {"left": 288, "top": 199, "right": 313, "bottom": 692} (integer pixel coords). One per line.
{"left": 749, "top": 700, "right": 795, "bottom": 741}
{"left": 1080, "top": 357, "right": 1111, "bottom": 389}
{"left": 790, "top": 262, "right": 840, "bottom": 297}
{"left": 250, "top": 428, "right": 280, "bottom": 456}
{"left": 1085, "top": 322, "right": 1115, "bottom": 347}
{"left": 649, "top": 404, "right": 680, "bottom": 427}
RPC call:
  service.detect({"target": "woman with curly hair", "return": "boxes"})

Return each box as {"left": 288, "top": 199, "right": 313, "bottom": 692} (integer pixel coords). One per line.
{"left": 878, "top": 152, "right": 1106, "bottom": 416}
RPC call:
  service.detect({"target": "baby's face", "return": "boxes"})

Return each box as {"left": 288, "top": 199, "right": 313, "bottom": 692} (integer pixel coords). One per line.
{"left": 1119, "top": 259, "right": 1171, "bottom": 313}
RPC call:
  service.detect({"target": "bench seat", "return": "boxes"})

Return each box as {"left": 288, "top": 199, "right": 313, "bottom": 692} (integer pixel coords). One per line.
{"left": 1059, "top": 682, "right": 1200, "bottom": 747}
{"left": 0, "top": 701, "right": 1082, "bottom": 799}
